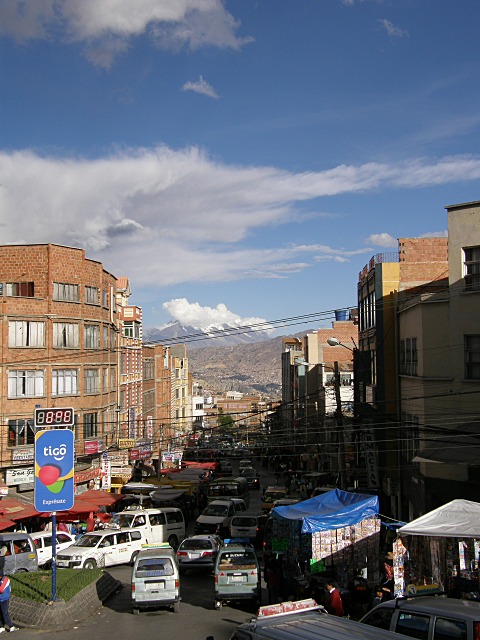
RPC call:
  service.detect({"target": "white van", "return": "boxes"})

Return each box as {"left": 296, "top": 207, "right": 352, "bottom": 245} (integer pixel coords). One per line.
{"left": 131, "top": 544, "right": 180, "bottom": 614}
{"left": 111, "top": 507, "right": 185, "bottom": 549}
{"left": 31, "top": 531, "right": 76, "bottom": 567}
{"left": 56, "top": 527, "right": 145, "bottom": 569}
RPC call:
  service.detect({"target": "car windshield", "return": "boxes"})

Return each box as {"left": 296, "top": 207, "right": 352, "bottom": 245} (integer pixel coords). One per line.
{"left": 111, "top": 513, "right": 135, "bottom": 527}
{"left": 74, "top": 535, "right": 101, "bottom": 548}
{"left": 204, "top": 504, "right": 229, "bottom": 517}
{"left": 232, "top": 517, "right": 256, "bottom": 527}
{"left": 181, "top": 539, "right": 214, "bottom": 551}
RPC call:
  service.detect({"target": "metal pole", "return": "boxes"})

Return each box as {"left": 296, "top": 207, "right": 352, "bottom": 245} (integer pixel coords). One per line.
{"left": 333, "top": 362, "right": 346, "bottom": 489}
{"left": 51, "top": 512, "right": 57, "bottom": 602}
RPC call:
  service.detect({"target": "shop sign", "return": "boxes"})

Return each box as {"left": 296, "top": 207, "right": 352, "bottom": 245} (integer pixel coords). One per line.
{"left": 107, "top": 451, "right": 129, "bottom": 466}
{"left": 110, "top": 466, "right": 132, "bottom": 476}
{"left": 84, "top": 439, "right": 105, "bottom": 455}
{"left": 147, "top": 416, "right": 153, "bottom": 440}
{"left": 74, "top": 467, "right": 102, "bottom": 484}
{"left": 12, "top": 448, "right": 34, "bottom": 465}
{"left": 6, "top": 467, "right": 34, "bottom": 485}
{"left": 118, "top": 438, "right": 135, "bottom": 450}
{"left": 130, "top": 449, "right": 150, "bottom": 461}
{"left": 101, "top": 455, "right": 111, "bottom": 491}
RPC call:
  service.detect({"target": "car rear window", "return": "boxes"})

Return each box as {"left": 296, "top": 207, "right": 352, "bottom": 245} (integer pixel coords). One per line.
{"left": 232, "top": 517, "right": 257, "bottom": 527}
{"left": 218, "top": 550, "right": 257, "bottom": 570}
{"left": 396, "top": 612, "right": 430, "bottom": 640}
{"left": 182, "top": 539, "right": 212, "bottom": 550}
{"left": 136, "top": 558, "right": 174, "bottom": 576}
{"left": 434, "top": 618, "right": 467, "bottom": 640}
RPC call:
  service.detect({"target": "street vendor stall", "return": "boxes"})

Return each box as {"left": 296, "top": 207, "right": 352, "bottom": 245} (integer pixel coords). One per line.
{"left": 271, "top": 489, "right": 381, "bottom": 588}
{"left": 396, "top": 499, "right": 480, "bottom": 598}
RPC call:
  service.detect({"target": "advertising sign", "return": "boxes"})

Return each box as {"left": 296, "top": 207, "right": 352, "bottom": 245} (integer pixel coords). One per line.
{"left": 84, "top": 439, "right": 104, "bottom": 455}
{"left": 101, "top": 454, "right": 111, "bottom": 491}
{"left": 6, "top": 467, "right": 34, "bottom": 485}
{"left": 12, "top": 448, "right": 34, "bottom": 465}
{"left": 34, "top": 429, "right": 75, "bottom": 512}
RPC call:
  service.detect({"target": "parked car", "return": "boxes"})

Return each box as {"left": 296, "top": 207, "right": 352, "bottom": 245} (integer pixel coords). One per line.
{"left": 360, "top": 595, "right": 480, "bottom": 640}
{"left": 31, "top": 531, "right": 76, "bottom": 567}
{"left": 230, "top": 498, "right": 247, "bottom": 513}
{"left": 56, "top": 527, "right": 145, "bottom": 569}
{"left": 262, "top": 487, "right": 287, "bottom": 513}
{"left": 177, "top": 535, "right": 223, "bottom": 573}
{"left": 240, "top": 467, "right": 260, "bottom": 489}
{"left": 194, "top": 499, "right": 237, "bottom": 536}
{"left": 239, "top": 459, "right": 253, "bottom": 470}
{"left": 0, "top": 533, "right": 38, "bottom": 574}
{"left": 131, "top": 544, "right": 180, "bottom": 614}
{"left": 110, "top": 506, "right": 185, "bottom": 549}
{"left": 229, "top": 514, "right": 267, "bottom": 548}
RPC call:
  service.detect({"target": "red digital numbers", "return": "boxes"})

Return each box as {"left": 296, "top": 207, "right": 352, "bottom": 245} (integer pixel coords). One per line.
{"left": 34, "top": 408, "right": 74, "bottom": 427}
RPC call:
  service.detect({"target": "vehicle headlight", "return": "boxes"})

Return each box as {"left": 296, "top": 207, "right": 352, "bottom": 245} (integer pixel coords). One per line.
{"left": 72, "top": 555, "right": 83, "bottom": 562}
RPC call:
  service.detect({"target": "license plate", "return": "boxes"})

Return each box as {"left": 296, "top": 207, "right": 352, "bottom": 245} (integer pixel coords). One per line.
{"left": 57, "top": 561, "right": 69, "bottom": 567}
{"left": 189, "top": 552, "right": 201, "bottom": 559}
{"left": 146, "top": 582, "right": 164, "bottom": 590}
{"left": 229, "top": 575, "right": 246, "bottom": 583}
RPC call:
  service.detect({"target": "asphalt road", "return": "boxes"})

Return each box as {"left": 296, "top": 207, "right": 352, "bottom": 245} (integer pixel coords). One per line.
{"left": 14, "top": 455, "right": 276, "bottom": 640}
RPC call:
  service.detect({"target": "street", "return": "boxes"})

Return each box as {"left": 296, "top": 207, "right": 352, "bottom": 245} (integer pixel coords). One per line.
{"left": 13, "top": 456, "right": 275, "bottom": 640}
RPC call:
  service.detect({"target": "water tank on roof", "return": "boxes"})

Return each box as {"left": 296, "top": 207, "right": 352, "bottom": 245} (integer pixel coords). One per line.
{"left": 335, "top": 309, "right": 349, "bottom": 321}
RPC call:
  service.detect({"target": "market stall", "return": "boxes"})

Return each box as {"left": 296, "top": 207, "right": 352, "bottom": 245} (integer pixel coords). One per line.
{"left": 271, "top": 489, "right": 381, "bottom": 587}
{"left": 396, "top": 499, "right": 480, "bottom": 598}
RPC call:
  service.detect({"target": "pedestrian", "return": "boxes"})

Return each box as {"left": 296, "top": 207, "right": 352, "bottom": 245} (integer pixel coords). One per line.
{"left": 325, "top": 581, "right": 344, "bottom": 617}
{"left": 0, "top": 573, "right": 15, "bottom": 632}
{"left": 264, "top": 556, "right": 283, "bottom": 605}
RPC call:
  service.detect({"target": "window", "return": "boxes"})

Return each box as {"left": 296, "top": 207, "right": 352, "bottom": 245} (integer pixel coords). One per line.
{"left": 465, "top": 335, "right": 480, "bottom": 380}
{"left": 102, "top": 290, "right": 108, "bottom": 308}
{"left": 434, "top": 618, "right": 467, "bottom": 640}
{"left": 143, "top": 359, "right": 154, "bottom": 380}
{"left": 464, "top": 246, "right": 480, "bottom": 291}
{"left": 53, "top": 322, "right": 79, "bottom": 348}
{"left": 401, "top": 412, "right": 420, "bottom": 462}
{"left": 8, "top": 370, "right": 44, "bottom": 398}
{"left": 396, "top": 613, "right": 430, "bottom": 640}
{"left": 84, "top": 369, "right": 99, "bottom": 394}
{"left": 52, "top": 369, "right": 78, "bottom": 395}
{"left": 123, "top": 321, "right": 140, "bottom": 338}
{"left": 85, "top": 286, "right": 99, "bottom": 305}
{"left": 83, "top": 413, "right": 98, "bottom": 438}
{"left": 400, "top": 338, "right": 418, "bottom": 376}
{"left": 8, "top": 419, "right": 35, "bottom": 446}
{"left": 102, "top": 367, "right": 108, "bottom": 392}
{"left": 4, "top": 282, "right": 34, "bottom": 297}
{"left": 8, "top": 321, "right": 45, "bottom": 347}
{"left": 53, "top": 282, "right": 79, "bottom": 302}
{"left": 84, "top": 324, "right": 99, "bottom": 349}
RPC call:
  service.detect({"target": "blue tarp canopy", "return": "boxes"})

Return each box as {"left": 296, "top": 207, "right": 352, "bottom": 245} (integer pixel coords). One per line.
{"left": 272, "top": 488, "right": 379, "bottom": 534}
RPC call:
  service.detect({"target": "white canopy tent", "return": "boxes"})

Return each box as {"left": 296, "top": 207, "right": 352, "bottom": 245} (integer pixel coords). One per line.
{"left": 398, "top": 499, "right": 480, "bottom": 538}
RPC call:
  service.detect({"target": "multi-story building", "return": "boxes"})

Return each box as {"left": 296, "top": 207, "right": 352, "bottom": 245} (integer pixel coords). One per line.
{"left": 169, "top": 344, "right": 191, "bottom": 446}
{"left": 356, "top": 237, "right": 449, "bottom": 516}
{"left": 398, "top": 201, "right": 480, "bottom": 519}
{"left": 0, "top": 244, "right": 119, "bottom": 495}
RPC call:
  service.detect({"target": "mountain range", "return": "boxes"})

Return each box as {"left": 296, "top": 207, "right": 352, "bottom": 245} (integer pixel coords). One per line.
{"left": 143, "top": 321, "right": 285, "bottom": 398}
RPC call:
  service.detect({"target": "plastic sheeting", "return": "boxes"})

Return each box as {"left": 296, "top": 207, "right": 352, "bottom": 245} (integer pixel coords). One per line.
{"left": 272, "top": 488, "right": 379, "bottom": 534}
{"left": 398, "top": 499, "right": 480, "bottom": 538}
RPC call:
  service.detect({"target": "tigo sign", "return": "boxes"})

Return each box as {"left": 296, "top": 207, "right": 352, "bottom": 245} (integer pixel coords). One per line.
{"left": 34, "top": 429, "right": 74, "bottom": 512}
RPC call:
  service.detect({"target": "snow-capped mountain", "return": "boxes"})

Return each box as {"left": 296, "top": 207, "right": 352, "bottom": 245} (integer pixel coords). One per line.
{"left": 143, "top": 320, "right": 273, "bottom": 349}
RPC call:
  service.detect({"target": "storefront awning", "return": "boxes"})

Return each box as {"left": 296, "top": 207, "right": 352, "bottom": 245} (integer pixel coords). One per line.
{"left": 398, "top": 499, "right": 480, "bottom": 538}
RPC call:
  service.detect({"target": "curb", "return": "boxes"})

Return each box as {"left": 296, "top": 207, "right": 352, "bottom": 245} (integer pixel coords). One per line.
{"left": 10, "top": 572, "right": 122, "bottom": 631}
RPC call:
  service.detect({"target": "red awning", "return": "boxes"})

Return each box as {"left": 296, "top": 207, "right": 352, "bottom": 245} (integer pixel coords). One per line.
{"left": 76, "top": 489, "right": 123, "bottom": 506}
{"left": 0, "top": 499, "right": 39, "bottom": 521}
{"left": 0, "top": 518, "right": 16, "bottom": 531}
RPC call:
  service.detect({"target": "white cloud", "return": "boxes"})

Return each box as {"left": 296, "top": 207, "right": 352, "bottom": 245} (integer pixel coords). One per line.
{"left": 367, "top": 233, "right": 398, "bottom": 248}
{"left": 1, "top": 147, "right": 479, "bottom": 288}
{"left": 182, "top": 75, "right": 219, "bottom": 99}
{"left": 378, "top": 19, "right": 408, "bottom": 38}
{"left": 162, "top": 298, "right": 271, "bottom": 331}
{"left": 0, "top": 0, "right": 253, "bottom": 68}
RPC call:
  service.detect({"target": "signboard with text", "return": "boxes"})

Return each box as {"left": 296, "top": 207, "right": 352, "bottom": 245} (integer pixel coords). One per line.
{"left": 34, "top": 429, "right": 75, "bottom": 512}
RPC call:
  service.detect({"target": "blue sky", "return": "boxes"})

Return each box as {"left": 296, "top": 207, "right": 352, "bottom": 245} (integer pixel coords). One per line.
{"left": 1, "top": 0, "right": 480, "bottom": 334}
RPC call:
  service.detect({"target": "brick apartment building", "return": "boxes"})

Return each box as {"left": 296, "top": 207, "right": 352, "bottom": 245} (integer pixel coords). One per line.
{"left": 0, "top": 243, "right": 119, "bottom": 494}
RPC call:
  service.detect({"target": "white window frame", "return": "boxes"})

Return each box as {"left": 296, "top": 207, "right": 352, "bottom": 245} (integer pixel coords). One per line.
{"left": 53, "top": 322, "right": 79, "bottom": 348}
{"left": 53, "top": 282, "right": 79, "bottom": 302}
{"left": 84, "top": 324, "right": 100, "bottom": 349}
{"left": 464, "top": 246, "right": 480, "bottom": 291}
{"left": 85, "top": 286, "right": 99, "bottom": 305}
{"left": 8, "top": 370, "right": 44, "bottom": 398}
{"left": 84, "top": 368, "right": 99, "bottom": 394}
{"left": 52, "top": 369, "right": 78, "bottom": 395}
{"left": 8, "top": 320, "right": 45, "bottom": 347}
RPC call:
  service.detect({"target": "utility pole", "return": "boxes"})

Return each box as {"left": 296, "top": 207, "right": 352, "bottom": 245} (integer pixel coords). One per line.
{"left": 333, "top": 361, "right": 347, "bottom": 489}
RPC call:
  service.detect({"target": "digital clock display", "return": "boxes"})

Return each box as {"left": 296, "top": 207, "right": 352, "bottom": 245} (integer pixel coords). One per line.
{"left": 34, "top": 407, "right": 75, "bottom": 428}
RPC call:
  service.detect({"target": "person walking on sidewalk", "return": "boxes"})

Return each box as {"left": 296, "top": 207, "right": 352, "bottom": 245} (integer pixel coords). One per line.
{"left": 0, "top": 573, "right": 15, "bottom": 632}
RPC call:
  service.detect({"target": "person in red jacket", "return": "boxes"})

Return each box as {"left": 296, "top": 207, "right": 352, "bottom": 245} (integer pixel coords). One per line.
{"left": 0, "top": 574, "right": 15, "bottom": 632}
{"left": 325, "top": 581, "right": 344, "bottom": 617}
